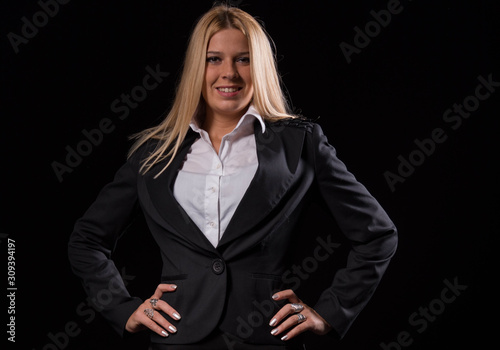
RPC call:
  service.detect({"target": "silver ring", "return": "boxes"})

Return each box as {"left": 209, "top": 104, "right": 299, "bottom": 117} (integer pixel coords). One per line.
{"left": 144, "top": 308, "right": 154, "bottom": 319}
{"left": 150, "top": 298, "right": 158, "bottom": 308}
{"left": 290, "top": 303, "right": 304, "bottom": 313}
{"left": 297, "top": 313, "right": 306, "bottom": 324}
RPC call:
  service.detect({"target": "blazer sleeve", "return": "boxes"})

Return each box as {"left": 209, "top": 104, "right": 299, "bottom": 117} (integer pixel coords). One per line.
{"left": 67, "top": 155, "right": 143, "bottom": 337}
{"left": 309, "top": 124, "right": 398, "bottom": 339}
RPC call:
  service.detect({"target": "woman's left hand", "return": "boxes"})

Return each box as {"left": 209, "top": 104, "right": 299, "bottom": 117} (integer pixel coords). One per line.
{"left": 269, "top": 289, "right": 332, "bottom": 341}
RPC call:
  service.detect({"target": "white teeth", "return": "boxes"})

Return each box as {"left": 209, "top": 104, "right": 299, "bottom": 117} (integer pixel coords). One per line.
{"left": 218, "top": 88, "right": 238, "bottom": 93}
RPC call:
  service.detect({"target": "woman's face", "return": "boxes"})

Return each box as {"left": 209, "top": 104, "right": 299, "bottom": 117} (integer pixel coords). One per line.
{"left": 202, "top": 28, "right": 254, "bottom": 121}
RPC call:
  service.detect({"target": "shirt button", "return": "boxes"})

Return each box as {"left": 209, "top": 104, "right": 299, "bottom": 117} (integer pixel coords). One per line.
{"left": 216, "top": 163, "right": 221, "bottom": 169}
{"left": 212, "top": 259, "right": 225, "bottom": 275}
{"left": 208, "top": 222, "right": 216, "bottom": 228}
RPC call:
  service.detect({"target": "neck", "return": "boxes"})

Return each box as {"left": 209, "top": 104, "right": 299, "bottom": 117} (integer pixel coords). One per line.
{"left": 202, "top": 113, "right": 240, "bottom": 134}
{"left": 202, "top": 110, "right": 244, "bottom": 153}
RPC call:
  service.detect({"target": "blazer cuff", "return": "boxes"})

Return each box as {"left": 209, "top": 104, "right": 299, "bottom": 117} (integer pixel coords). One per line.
{"left": 101, "top": 297, "right": 143, "bottom": 337}
{"left": 313, "top": 297, "right": 355, "bottom": 340}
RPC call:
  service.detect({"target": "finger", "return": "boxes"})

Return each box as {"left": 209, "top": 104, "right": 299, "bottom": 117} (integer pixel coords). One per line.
{"left": 152, "top": 284, "right": 178, "bottom": 299}
{"left": 269, "top": 302, "right": 303, "bottom": 328}
{"left": 270, "top": 313, "right": 309, "bottom": 340}
{"left": 269, "top": 303, "right": 299, "bottom": 328}
{"left": 144, "top": 307, "right": 178, "bottom": 335}
{"left": 152, "top": 299, "right": 182, "bottom": 321}
{"left": 278, "top": 318, "right": 310, "bottom": 341}
{"left": 151, "top": 284, "right": 182, "bottom": 320}
{"left": 142, "top": 309, "right": 171, "bottom": 338}
{"left": 271, "top": 289, "right": 300, "bottom": 303}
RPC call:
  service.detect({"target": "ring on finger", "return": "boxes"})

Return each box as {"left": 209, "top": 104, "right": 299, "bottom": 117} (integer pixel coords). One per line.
{"left": 150, "top": 298, "right": 159, "bottom": 308}
{"left": 290, "top": 303, "right": 304, "bottom": 313}
{"left": 144, "top": 308, "right": 155, "bottom": 320}
{"left": 297, "top": 313, "right": 306, "bottom": 324}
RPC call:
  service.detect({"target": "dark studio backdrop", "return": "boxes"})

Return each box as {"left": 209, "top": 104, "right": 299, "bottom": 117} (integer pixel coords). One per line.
{"left": 1, "top": 0, "right": 499, "bottom": 349}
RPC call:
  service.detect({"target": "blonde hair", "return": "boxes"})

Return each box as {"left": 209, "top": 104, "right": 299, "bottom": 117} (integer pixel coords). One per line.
{"left": 129, "top": 3, "right": 295, "bottom": 176}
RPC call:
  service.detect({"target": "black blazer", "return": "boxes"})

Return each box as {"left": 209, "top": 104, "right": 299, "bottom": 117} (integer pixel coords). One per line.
{"left": 68, "top": 119, "right": 398, "bottom": 346}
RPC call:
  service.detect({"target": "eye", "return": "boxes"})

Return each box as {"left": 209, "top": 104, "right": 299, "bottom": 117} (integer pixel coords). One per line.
{"left": 206, "top": 56, "right": 221, "bottom": 64}
{"left": 237, "top": 56, "right": 250, "bottom": 64}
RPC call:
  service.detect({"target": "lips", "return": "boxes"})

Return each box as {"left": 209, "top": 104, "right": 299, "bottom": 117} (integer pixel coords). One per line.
{"left": 216, "top": 86, "right": 242, "bottom": 97}
{"left": 217, "top": 87, "right": 242, "bottom": 92}
{"left": 218, "top": 87, "right": 238, "bottom": 92}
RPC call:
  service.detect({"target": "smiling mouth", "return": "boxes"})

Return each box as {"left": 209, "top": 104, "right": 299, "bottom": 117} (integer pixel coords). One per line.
{"left": 217, "top": 87, "right": 242, "bottom": 93}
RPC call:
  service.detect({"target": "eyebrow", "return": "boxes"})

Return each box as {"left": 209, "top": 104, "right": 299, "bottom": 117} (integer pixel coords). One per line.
{"left": 206, "top": 51, "right": 250, "bottom": 55}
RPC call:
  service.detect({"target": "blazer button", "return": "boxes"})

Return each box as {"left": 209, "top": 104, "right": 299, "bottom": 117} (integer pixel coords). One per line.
{"left": 212, "top": 259, "right": 225, "bottom": 275}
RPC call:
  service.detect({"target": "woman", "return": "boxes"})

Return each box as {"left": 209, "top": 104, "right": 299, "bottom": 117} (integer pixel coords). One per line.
{"left": 68, "top": 4, "right": 398, "bottom": 349}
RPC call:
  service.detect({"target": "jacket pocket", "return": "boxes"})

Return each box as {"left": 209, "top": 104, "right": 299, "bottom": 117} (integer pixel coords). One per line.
{"left": 250, "top": 273, "right": 286, "bottom": 315}
{"left": 251, "top": 273, "right": 283, "bottom": 282}
{"left": 161, "top": 274, "right": 188, "bottom": 282}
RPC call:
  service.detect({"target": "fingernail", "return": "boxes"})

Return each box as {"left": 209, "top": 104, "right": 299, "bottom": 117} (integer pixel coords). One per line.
{"left": 161, "top": 331, "right": 169, "bottom": 337}
{"left": 269, "top": 318, "right": 277, "bottom": 326}
{"left": 171, "top": 284, "right": 178, "bottom": 289}
{"left": 173, "top": 312, "right": 181, "bottom": 320}
{"left": 281, "top": 335, "right": 288, "bottom": 341}
{"left": 271, "top": 328, "right": 278, "bottom": 335}
{"left": 272, "top": 294, "right": 279, "bottom": 300}
{"left": 168, "top": 325, "right": 177, "bottom": 333}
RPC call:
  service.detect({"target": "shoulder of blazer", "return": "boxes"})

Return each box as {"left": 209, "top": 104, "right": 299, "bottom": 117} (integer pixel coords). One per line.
{"left": 260, "top": 116, "right": 320, "bottom": 174}
{"left": 265, "top": 116, "right": 318, "bottom": 133}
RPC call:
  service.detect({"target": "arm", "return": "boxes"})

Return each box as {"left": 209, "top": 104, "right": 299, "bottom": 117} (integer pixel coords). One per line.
{"left": 67, "top": 157, "right": 143, "bottom": 336}
{"left": 310, "top": 123, "right": 398, "bottom": 338}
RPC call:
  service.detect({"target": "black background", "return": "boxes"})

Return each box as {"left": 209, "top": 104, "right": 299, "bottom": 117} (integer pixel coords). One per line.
{"left": 1, "top": 0, "right": 499, "bottom": 349}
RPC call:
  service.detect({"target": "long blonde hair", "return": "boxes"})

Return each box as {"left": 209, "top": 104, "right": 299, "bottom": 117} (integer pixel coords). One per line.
{"left": 129, "top": 3, "right": 295, "bottom": 176}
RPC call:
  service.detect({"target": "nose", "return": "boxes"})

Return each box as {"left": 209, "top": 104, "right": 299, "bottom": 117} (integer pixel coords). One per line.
{"left": 222, "top": 61, "right": 239, "bottom": 80}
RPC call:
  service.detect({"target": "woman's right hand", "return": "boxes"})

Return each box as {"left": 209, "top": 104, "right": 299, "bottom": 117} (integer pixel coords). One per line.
{"left": 125, "top": 284, "right": 181, "bottom": 338}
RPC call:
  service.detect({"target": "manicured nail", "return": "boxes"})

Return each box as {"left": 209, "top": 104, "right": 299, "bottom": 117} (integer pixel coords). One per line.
{"left": 272, "top": 294, "right": 279, "bottom": 300}
{"left": 168, "top": 325, "right": 177, "bottom": 333}
{"left": 269, "top": 318, "right": 277, "bottom": 326}
{"left": 271, "top": 328, "right": 278, "bottom": 335}
{"left": 161, "top": 330, "right": 169, "bottom": 337}
{"left": 173, "top": 312, "right": 181, "bottom": 320}
{"left": 281, "top": 335, "right": 288, "bottom": 341}
{"left": 171, "top": 284, "right": 178, "bottom": 289}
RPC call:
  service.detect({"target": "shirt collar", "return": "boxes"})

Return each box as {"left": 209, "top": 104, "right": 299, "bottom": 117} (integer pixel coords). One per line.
{"left": 189, "top": 104, "right": 266, "bottom": 135}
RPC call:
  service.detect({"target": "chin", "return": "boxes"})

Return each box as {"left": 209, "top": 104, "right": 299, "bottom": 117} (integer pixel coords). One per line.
{"left": 213, "top": 101, "right": 251, "bottom": 116}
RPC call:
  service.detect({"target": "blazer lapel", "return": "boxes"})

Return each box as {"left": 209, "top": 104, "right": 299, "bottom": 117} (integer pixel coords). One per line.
{"left": 140, "top": 121, "right": 306, "bottom": 255}
{"left": 218, "top": 121, "right": 305, "bottom": 250}
{"left": 141, "top": 130, "right": 219, "bottom": 255}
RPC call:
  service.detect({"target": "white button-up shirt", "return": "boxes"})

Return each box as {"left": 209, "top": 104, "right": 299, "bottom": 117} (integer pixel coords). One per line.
{"left": 173, "top": 105, "right": 266, "bottom": 247}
